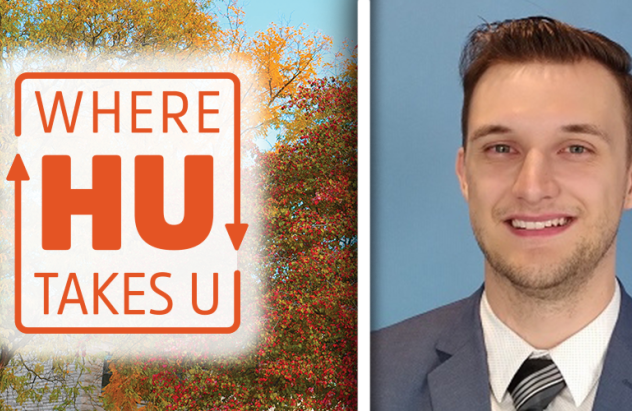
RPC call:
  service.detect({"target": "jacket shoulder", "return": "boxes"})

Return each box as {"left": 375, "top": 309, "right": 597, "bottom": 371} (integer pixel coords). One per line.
{"left": 373, "top": 297, "right": 474, "bottom": 352}
{"left": 371, "top": 295, "right": 479, "bottom": 411}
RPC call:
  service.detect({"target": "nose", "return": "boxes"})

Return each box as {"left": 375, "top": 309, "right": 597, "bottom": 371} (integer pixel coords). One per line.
{"left": 511, "top": 150, "right": 560, "bottom": 203}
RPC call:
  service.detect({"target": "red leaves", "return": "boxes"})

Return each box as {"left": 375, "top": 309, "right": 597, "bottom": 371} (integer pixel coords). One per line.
{"left": 103, "top": 74, "right": 357, "bottom": 411}
{"left": 254, "top": 75, "right": 358, "bottom": 409}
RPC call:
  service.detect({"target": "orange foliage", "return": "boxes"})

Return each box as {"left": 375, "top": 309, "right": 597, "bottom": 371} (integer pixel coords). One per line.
{"left": 247, "top": 23, "right": 332, "bottom": 134}
{"left": 0, "top": 1, "right": 350, "bottom": 409}
{"left": 27, "top": 0, "right": 220, "bottom": 60}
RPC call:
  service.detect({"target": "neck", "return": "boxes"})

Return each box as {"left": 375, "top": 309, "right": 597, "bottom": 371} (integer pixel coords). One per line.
{"left": 484, "top": 255, "right": 616, "bottom": 350}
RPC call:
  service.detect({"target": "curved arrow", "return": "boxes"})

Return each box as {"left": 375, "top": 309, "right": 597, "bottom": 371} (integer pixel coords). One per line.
{"left": 225, "top": 78, "right": 248, "bottom": 250}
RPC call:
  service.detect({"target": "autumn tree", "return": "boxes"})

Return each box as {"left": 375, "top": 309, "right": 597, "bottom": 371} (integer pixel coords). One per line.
{"left": 0, "top": 0, "right": 330, "bottom": 406}
{"left": 245, "top": 22, "right": 332, "bottom": 136}
{"left": 102, "top": 70, "right": 357, "bottom": 411}
{"left": 211, "top": 1, "right": 333, "bottom": 143}
{"left": 253, "top": 72, "right": 357, "bottom": 410}
{"left": 1, "top": 0, "right": 346, "bottom": 408}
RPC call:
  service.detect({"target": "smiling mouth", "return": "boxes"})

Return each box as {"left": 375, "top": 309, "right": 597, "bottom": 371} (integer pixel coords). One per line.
{"left": 508, "top": 217, "right": 574, "bottom": 230}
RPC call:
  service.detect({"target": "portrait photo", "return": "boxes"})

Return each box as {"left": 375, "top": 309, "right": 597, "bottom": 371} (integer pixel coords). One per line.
{"left": 371, "top": 1, "right": 632, "bottom": 410}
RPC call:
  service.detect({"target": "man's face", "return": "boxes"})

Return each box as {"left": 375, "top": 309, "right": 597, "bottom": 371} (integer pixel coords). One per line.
{"left": 456, "top": 61, "right": 632, "bottom": 298}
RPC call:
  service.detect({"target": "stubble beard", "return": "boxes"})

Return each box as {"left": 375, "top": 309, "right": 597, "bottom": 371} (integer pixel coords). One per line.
{"left": 472, "top": 215, "right": 619, "bottom": 301}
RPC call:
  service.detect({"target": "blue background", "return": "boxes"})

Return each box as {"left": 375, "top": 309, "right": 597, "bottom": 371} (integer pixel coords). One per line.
{"left": 371, "top": 0, "right": 632, "bottom": 330}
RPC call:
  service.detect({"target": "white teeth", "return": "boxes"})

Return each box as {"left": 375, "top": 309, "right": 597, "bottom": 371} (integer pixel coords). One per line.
{"left": 510, "top": 217, "right": 569, "bottom": 230}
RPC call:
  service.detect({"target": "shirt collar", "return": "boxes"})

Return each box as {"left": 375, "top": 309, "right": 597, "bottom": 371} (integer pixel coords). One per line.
{"left": 480, "top": 282, "right": 620, "bottom": 407}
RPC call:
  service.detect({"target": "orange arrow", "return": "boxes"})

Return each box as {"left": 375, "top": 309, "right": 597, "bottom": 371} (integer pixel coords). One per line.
{"left": 7, "top": 154, "right": 29, "bottom": 182}
{"left": 225, "top": 79, "right": 248, "bottom": 250}
{"left": 6, "top": 154, "right": 29, "bottom": 332}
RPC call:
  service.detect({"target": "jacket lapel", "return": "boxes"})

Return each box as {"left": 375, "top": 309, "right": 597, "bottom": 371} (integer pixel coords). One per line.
{"left": 427, "top": 288, "right": 491, "bottom": 411}
{"left": 593, "top": 285, "right": 632, "bottom": 411}
{"left": 425, "top": 283, "right": 632, "bottom": 411}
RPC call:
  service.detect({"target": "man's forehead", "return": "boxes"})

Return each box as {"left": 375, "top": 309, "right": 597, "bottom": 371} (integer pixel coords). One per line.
{"left": 467, "top": 60, "right": 627, "bottom": 140}
{"left": 475, "top": 60, "right": 620, "bottom": 88}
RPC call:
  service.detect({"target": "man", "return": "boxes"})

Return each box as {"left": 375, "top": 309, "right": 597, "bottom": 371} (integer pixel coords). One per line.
{"left": 372, "top": 16, "right": 632, "bottom": 411}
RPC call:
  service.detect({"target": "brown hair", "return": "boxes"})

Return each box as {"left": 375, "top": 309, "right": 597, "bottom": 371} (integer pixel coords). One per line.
{"left": 460, "top": 16, "right": 632, "bottom": 163}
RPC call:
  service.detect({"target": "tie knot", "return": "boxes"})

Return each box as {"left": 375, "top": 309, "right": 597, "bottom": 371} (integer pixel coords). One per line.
{"left": 508, "top": 358, "right": 566, "bottom": 411}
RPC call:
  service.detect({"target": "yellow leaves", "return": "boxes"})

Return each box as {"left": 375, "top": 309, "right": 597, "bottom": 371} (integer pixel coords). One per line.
{"left": 250, "top": 22, "right": 331, "bottom": 102}
{"left": 0, "top": 0, "right": 31, "bottom": 59}
{"left": 26, "top": 0, "right": 221, "bottom": 63}
{"left": 245, "top": 22, "right": 332, "bottom": 136}
{"left": 101, "top": 363, "right": 144, "bottom": 411}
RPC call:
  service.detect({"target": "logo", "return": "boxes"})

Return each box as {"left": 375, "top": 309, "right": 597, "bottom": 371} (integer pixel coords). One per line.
{"left": 8, "top": 72, "right": 248, "bottom": 334}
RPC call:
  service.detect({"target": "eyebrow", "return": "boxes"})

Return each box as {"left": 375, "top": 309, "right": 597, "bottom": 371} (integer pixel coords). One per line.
{"left": 469, "top": 124, "right": 512, "bottom": 142}
{"left": 468, "top": 123, "right": 612, "bottom": 144}
{"left": 560, "top": 123, "right": 611, "bottom": 144}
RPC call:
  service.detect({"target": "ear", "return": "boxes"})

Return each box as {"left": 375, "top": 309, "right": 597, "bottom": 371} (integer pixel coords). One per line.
{"left": 625, "top": 162, "right": 632, "bottom": 210}
{"left": 455, "top": 147, "right": 469, "bottom": 202}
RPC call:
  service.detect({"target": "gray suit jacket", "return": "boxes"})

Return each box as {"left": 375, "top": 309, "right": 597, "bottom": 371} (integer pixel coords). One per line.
{"left": 372, "top": 285, "right": 632, "bottom": 410}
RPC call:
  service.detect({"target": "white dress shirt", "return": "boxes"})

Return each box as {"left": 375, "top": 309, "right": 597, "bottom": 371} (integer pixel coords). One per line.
{"left": 480, "top": 282, "right": 620, "bottom": 411}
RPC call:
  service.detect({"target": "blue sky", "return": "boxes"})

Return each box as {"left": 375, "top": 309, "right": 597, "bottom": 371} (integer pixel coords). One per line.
{"left": 240, "top": 0, "right": 357, "bottom": 54}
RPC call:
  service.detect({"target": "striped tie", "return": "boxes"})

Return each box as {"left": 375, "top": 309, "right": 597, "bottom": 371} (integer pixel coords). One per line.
{"left": 508, "top": 358, "right": 566, "bottom": 411}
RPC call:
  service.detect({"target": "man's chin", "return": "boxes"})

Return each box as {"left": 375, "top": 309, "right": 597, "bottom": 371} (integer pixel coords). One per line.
{"left": 486, "top": 258, "right": 588, "bottom": 300}
{"left": 504, "top": 270, "right": 571, "bottom": 293}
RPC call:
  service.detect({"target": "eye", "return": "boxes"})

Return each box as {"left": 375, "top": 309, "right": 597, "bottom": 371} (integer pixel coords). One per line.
{"left": 566, "top": 145, "right": 589, "bottom": 154}
{"left": 489, "top": 144, "right": 512, "bottom": 154}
